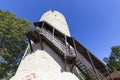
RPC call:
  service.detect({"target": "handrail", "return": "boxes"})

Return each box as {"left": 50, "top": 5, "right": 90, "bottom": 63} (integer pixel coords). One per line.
{"left": 38, "top": 28, "right": 105, "bottom": 80}
{"left": 76, "top": 51, "right": 105, "bottom": 80}
{"left": 40, "top": 28, "right": 66, "bottom": 54}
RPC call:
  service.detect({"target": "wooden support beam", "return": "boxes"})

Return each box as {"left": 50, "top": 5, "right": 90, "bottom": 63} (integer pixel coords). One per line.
{"left": 38, "top": 22, "right": 45, "bottom": 50}
{"left": 87, "top": 50, "right": 100, "bottom": 80}
{"left": 105, "top": 66, "right": 113, "bottom": 80}
{"left": 39, "top": 35, "right": 43, "bottom": 50}
{"left": 72, "top": 38, "right": 77, "bottom": 57}
{"left": 28, "top": 37, "right": 33, "bottom": 53}
{"left": 65, "top": 35, "right": 68, "bottom": 56}
{"left": 69, "top": 38, "right": 77, "bottom": 72}
{"left": 64, "top": 35, "right": 68, "bottom": 71}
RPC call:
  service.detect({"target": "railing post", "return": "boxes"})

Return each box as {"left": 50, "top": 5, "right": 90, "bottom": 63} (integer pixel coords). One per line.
{"left": 52, "top": 28, "right": 55, "bottom": 42}
{"left": 64, "top": 35, "right": 68, "bottom": 71}
{"left": 65, "top": 35, "right": 68, "bottom": 56}
{"left": 39, "top": 22, "right": 45, "bottom": 50}
{"left": 72, "top": 38, "right": 77, "bottom": 57}
{"left": 69, "top": 38, "right": 77, "bottom": 72}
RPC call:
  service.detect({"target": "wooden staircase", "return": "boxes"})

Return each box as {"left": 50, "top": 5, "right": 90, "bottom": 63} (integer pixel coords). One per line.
{"left": 26, "top": 28, "right": 106, "bottom": 80}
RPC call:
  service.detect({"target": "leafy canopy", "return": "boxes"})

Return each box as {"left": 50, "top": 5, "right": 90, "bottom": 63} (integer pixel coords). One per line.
{"left": 0, "top": 10, "right": 32, "bottom": 79}
{"left": 104, "top": 46, "right": 120, "bottom": 72}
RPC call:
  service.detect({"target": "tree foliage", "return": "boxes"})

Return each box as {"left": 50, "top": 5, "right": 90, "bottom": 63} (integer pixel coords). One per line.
{"left": 104, "top": 46, "right": 120, "bottom": 72}
{"left": 0, "top": 10, "right": 32, "bottom": 79}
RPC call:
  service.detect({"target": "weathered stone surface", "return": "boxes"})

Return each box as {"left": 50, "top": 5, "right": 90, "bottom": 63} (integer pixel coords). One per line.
{"left": 10, "top": 11, "right": 81, "bottom": 80}
{"left": 10, "top": 42, "right": 80, "bottom": 80}
{"left": 40, "top": 10, "right": 71, "bottom": 36}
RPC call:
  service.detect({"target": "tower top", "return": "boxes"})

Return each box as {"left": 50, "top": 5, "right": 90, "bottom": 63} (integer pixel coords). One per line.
{"left": 40, "top": 10, "right": 70, "bottom": 36}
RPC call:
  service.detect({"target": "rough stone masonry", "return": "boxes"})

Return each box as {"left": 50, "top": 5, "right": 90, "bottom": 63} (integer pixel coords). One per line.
{"left": 10, "top": 10, "right": 81, "bottom": 80}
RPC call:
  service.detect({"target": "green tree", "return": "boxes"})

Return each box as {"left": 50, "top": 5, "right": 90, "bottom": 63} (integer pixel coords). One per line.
{"left": 104, "top": 46, "right": 120, "bottom": 72}
{"left": 0, "top": 10, "right": 32, "bottom": 79}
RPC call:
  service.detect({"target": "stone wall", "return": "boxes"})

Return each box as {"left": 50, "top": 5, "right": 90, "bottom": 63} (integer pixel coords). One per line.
{"left": 10, "top": 42, "right": 80, "bottom": 80}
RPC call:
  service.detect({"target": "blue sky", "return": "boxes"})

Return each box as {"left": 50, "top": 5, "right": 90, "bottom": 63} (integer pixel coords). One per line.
{"left": 0, "top": 0, "right": 120, "bottom": 62}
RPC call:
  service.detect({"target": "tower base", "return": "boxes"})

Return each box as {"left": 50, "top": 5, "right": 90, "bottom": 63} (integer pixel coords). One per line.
{"left": 10, "top": 42, "right": 81, "bottom": 80}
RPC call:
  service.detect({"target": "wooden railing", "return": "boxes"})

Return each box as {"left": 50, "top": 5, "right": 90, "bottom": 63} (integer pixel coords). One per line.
{"left": 40, "top": 28, "right": 66, "bottom": 54}
{"left": 76, "top": 50, "right": 105, "bottom": 80}
{"left": 37, "top": 28, "right": 105, "bottom": 80}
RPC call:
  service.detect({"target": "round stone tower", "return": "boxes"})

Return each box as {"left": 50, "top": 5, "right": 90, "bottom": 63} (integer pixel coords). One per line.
{"left": 10, "top": 10, "right": 80, "bottom": 80}
{"left": 40, "top": 10, "right": 70, "bottom": 36}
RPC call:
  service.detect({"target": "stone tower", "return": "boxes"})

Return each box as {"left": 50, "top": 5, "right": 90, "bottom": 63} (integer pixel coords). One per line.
{"left": 10, "top": 10, "right": 109, "bottom": 80}
{"left": 40, "top": 10, "right": 70, "bottom": 36}
{"left": 10, "top": 10, "right": 80, "bottom": 80}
